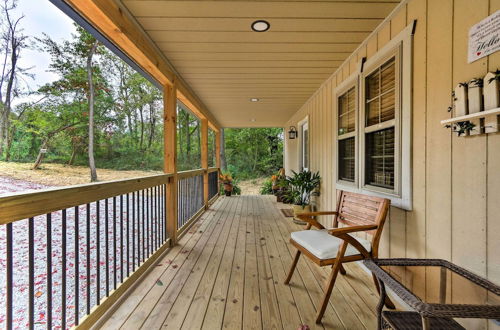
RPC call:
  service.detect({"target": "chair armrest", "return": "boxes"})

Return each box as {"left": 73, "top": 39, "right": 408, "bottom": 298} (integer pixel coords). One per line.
{"left": 327, "top": 225, "right": 378, "bottom": 258}
{"left": 300, "top": 211, "right": 338, "bottom": 217}
{"left": 296, "top": 214, "right": 325, "bottom": 230}
{"left": 327, "top": 224, "right": 378, "bottom": 236}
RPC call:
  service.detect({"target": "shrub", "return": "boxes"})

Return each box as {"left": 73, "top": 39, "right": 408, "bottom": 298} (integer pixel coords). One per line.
{"left": 260, "top": 179, "right": 273, "bottom": 195}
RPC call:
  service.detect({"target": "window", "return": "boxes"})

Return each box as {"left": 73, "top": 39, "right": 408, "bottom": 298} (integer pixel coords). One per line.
{"left": 362, "top": 56, "right": 398, "bottom": 191}
{"left": 337, "top": 84, "right": 357, "bottom": 184}
{"left": 334, "top": 22, "right": 414, "bottom": 210}
{"left": 299, "top": 118, "right": 309, "bottom": 171}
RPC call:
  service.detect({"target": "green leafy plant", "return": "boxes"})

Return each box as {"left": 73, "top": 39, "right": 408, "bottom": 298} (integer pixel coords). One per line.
{"left": 260, "top": 179, "right": 273, "bottom": 195}
{"left": 283, "top": 170, "right": 321, "bottom": 206}
{"left": 445, "top": 121, "right": 476, "bottom": 136}
{"left": 488, "top": 69, "right": 500, "bottom": 84}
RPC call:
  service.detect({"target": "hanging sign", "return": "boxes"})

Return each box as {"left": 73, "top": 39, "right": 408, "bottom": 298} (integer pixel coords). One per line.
{"left": 468, "top": 10, "right": 500, "bottom": 63}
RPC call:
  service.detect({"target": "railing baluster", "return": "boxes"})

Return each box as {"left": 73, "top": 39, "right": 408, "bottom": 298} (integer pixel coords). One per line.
{"left": 28, "top": 217, "right": 34, "bottom": 330}
{"left": 47, "top": 213, "right": 53, "bottom": 329}
{"left": 132, "top": 192, "right": 136, "bottom": 271}
{"left": 126, "top": 193, "right": 130, "bottom": 278}
{"left": 146, "top": 188, "right": 150, "bottom": 257}
{"left": 105, "top": 199, "right": 109, "bottom": 297}
{"left": 62, "top": 210, "right": 67, "bottom": 329}
{"left": 86, "top": 204, "right": 91, "bottom": 315}
{"left": 156, "top": 186, "right": 159, "bottom": 249}
{"left": 96, "top": 201, "right": 100, "bottom": 305}
{"left": 6, "top": 222, "right": 12, "bottom": 330}
{"left": 113, "top": 197, "right": 117, "bottom": 290}
{"left": 75, "top": 206, "right": 79, "bottom": 326}
{"left": 142, "top": 190, "right": 145, "bottom": 263}
{"left": 120, "top": 195, "right": 124, "bottom": 283}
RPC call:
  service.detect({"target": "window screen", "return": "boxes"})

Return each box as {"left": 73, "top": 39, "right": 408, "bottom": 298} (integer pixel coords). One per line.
{"left": 365, "top": 127, "right": 395, "bottom": 189}
{"left": 365, "top": 57, "right": 396, "bottom": 127}
{"left": 338, "top": 87, "right": 356, "bottom": 135}
{"left": 338, "top": 137, "right": 355, "bottom": 182}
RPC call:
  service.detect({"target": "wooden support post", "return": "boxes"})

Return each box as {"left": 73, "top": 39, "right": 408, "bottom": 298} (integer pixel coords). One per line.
{"left": 215, "top": 131, "right": 221, "bottom": 195}
{"left": 164, "top": 83, "right": 178, "bottom": 245}
{"left": 201, "top": 118, "right": 209, "bottom": 209}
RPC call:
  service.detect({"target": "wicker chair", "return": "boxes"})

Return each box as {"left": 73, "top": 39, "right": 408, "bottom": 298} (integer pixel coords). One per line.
{"left": 284, "top": 190, "right": 394, "bottom": 323}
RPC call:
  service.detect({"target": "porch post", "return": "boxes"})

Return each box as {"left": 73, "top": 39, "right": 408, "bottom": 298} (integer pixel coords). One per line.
{"left": 215, "top": 131, "right": 221, "bottom": 195}
{"left": 164, "top": 83, "right": 178, "bottom": 245}
{"left": 201, "top": 118, "right": 209, "bottom": 209}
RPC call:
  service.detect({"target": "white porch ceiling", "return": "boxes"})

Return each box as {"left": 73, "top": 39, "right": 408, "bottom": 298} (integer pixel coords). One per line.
{"left": 119, "top": 0, "right": 400, "bottom": 127}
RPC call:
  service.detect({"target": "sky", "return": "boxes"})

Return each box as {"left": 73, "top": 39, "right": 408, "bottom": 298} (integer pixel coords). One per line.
{"left": 9, "top": 0, "right": 77, "bottom": 105}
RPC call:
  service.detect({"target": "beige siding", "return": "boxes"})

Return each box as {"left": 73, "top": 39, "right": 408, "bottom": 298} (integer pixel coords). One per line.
{"left": 284, "top": 0, "right": 500, "bottom": 328}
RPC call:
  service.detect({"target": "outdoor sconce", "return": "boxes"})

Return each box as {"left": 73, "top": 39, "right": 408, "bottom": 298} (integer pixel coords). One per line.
{"left": 288, "top": 126, "right": 298, "bottom": 139}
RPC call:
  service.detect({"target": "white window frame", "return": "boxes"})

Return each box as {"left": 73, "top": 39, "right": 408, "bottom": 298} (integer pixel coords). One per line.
{"left": 298, "top": 116, "right": 309, "bottom": 171}
{"left": 333, "top": 22, "right": 414, "bottom": 210}
{"left": 335, "top": 73, "right": 359, "bottom": 188}
{"left": 360, "top": 47, "right": 401, "bottom": 196}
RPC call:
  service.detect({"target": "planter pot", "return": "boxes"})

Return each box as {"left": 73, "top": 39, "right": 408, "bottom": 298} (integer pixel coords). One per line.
{"left": 292, "top": 204, "right": 311, "bottom": 225}
{"left": 223, "top": 183, "right": 233, "bottom": 197}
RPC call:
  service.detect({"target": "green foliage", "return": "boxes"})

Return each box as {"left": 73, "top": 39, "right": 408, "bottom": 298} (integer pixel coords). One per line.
{"left": 284, "top": 170, "right": 321, "bottom": 206}
{"left": 224, "top": 128, "right": 283, "bottom": 179}
{"left": 232, "top": 180, "right": 241, "bottom": 195}
{"left": 260, "top": 178, "right": 274, "bottom": 195}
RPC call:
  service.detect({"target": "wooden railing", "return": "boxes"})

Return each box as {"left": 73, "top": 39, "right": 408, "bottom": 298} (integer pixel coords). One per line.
{"left": 177, "top": 169, "right": 205, "bottom": 234}
{"left": 0, "top": 168, "right": 220, "bottom": 329}
{"left": 0, "top": 175, "right": 172, "bottom": 329}
{"left": 208, "top": 167, "right": 219, "bottom": 202}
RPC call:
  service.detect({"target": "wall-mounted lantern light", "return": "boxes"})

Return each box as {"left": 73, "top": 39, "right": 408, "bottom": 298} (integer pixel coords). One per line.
{"left": 288, "top": 126, "right": 298, "bottom": 139}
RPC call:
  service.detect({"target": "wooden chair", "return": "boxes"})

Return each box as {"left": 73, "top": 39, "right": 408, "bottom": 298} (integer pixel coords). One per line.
{"left": 284, "top": 190, "right": 394, "bottom": 324}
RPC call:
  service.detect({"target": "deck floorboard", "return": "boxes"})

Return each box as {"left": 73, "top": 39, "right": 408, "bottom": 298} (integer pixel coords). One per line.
{"left": 100, "top": 195, "right": 379, "bottom": 330}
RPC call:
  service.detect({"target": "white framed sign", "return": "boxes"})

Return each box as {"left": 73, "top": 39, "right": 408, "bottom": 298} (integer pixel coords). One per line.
{"left": 468, "top": 10, "right": 500, "bottom": 63}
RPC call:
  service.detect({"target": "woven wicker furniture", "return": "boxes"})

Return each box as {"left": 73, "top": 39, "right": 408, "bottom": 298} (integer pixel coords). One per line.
{"left": 284, "top": 190, "right": 394, "bottom": 323}
{"left": 364, "top": 258, "right": 500, "bottom": 330}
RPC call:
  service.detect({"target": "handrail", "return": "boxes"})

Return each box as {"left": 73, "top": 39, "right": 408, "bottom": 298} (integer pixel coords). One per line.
{"left": 177, "top": 168, "right": 205, "bottom": 179}
{"left": 207, "top": 167, "right": 219, "bottom": 173}
{"left": 0, "top": 173, "right": 172, "bottom": 225}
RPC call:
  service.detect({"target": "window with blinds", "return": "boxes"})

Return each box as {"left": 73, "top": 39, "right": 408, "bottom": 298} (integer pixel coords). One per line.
{"left": 337, "top": 86, "right": 357, "bottom": 183}
{"left": 338, "top": 87, "right": 356, "bottom": 135}
{"left": 334, "top": 25, "right": 412, "bottom": 209}
{"left": 363, "top": 56, "right": 397, "bottom": 190}
{"left": 365, "top": 57, "right": 396, "bottom": 127}
{"left": 339, "top": 138, "right": 355, "bottom": 182}
{"left": 365, "top": 128, "right": 395, "bottom": 188}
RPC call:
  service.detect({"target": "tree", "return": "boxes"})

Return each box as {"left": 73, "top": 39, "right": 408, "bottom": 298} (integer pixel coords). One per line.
{"left": 86, "top": 40, "right": 99, "bottom": 181}
{"left": 220, "top": 128, "right": 227, "bottom": 171}
{"left": 36, "top": 26, "right": 109, "bottom": 179}
{"left": 0, "top": 0, "right": 31, "bottom": 157}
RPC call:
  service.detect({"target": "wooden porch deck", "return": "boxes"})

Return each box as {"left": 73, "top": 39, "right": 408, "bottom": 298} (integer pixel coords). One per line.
{"left": 100, "top": 195, "right": 380, "bottom": 330}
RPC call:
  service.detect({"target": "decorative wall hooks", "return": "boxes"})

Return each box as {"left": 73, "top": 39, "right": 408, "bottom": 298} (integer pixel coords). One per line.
{"left": 442, "top": 71, "right": 500, "bottom": 136}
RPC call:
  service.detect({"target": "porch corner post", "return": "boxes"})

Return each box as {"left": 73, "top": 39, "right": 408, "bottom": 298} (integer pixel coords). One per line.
{"left": 215, "top": 130, "right": 221, "bottom": 195}
{"left": 164, "top": 82, "right": 178, "bottom": 245}
{"left": 201, "top": 118, "right": 209, "bottom": 209}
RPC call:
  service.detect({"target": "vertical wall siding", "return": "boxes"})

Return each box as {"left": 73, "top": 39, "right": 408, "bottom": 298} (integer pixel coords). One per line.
{"left": 284, "top": 0, "right": 500, "bottom": 328}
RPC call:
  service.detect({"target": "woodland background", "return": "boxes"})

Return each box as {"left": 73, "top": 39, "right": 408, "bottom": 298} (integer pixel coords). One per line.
{"left": 0, "top": 0, "right": 283, "bottom": 184}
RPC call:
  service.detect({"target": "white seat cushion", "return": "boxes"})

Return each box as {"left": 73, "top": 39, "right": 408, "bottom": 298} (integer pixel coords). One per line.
{"left": 291, "top": 229, "right": 371, "bottom": 260}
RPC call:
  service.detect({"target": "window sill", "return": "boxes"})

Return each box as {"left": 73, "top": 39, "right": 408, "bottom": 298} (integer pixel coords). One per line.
{"left": 335, "top": 182, "right": 412, "bottom": 211}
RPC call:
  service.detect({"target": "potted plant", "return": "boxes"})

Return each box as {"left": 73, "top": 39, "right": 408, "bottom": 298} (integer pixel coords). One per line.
{"left": 219, "top": 173, "right": 234, "bottom": 196}
{"left": 272, "top": 168, "right": 286, "bottom": 201}
{"left": 284, "top": 170, "right": 321, "bottom": 224}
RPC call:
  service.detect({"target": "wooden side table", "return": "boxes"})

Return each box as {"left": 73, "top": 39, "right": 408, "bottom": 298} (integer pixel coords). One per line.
{"left": 364, "top": 258, "right": 500, "bottom": 330}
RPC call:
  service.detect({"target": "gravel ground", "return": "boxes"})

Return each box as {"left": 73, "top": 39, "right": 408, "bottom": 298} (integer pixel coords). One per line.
{"left": 0, "top": 176, "right": 164, "bottom": 329}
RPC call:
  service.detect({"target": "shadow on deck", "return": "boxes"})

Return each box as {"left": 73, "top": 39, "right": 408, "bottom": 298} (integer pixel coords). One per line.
{"left": 101, "top": 195, "right": 379, "bottom": 330}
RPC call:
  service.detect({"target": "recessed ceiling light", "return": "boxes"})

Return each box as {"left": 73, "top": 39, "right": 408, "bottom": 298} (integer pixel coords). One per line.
{"left": 250, "top": 98, "right": 260, "bottom": 102}
{"left": 251, "top": 20, "right": 270, "bottom": 32}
